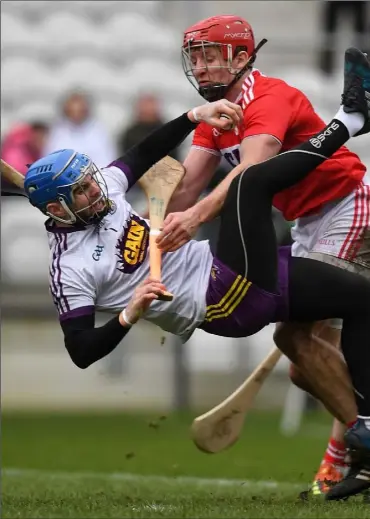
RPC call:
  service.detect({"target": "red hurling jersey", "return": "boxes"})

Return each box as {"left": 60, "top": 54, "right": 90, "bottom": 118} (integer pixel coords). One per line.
{"left": 192, "top": 69, "right": 366, "bottom": 221}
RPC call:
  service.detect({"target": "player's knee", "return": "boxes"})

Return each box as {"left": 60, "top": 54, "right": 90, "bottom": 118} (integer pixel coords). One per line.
{"left": 273, "top": 321, "right": 314, "bottom": 362}
{"left": 273, "top": 322, "right": 301, "bottom": 349}
{"left": 276, "top": 323, "right": 319, "bottom": 394}
{"left": 225, "top": 168, "right": 270, "bottom": 211}
{"left": 273, "top": 323, "right": 297, "bottom": 360}
{"left": 240, "top": 164, "right": 269, "bottom": 193}
{"left": 289, "top": 362, "right": 305, "bottom": 389}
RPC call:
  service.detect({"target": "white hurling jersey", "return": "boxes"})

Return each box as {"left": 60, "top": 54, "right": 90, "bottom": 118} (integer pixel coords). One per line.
{"left": 47, "top": 165, "right": 214, "bottom": 339}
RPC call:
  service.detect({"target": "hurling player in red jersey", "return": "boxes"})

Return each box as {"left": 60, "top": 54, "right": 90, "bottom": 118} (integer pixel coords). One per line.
{"left": 156, "top": 15, "right": 370, "bottom": 497}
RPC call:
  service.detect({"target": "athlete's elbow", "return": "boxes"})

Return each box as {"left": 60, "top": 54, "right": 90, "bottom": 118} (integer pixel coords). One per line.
{"left": 181, "top": 193, "right": 200, "bottom": 211}
{"left": 65, "top": 342, "right": 94, "bottom": 370}
{"left": 181, "top": 184, "right": 205, "bottom": 209}
{"left": 73, "top": 356, "right": 91, "bottom": 370}
{"left": 69, "top": 351, "right": 91, "bottom": 369}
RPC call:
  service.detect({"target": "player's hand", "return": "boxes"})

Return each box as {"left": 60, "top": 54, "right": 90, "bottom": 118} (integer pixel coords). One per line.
{"left": 123, "top": 278, "right": 167, "bottom": 325}
{"left": 156, "top": 208, "right": 200, "bottom": 252}
{"left": 190, "top": 99, "right": 242, "bottom": 130}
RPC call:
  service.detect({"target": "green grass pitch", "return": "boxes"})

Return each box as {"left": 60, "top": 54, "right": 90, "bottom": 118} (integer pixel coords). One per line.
{"left": 2, "top": 410, "right": 369, "bottom": 518}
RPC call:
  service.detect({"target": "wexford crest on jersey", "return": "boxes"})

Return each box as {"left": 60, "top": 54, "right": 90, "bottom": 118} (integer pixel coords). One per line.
{"left": 116, "top": 213, "right": 149, "bottom": 274}
{"left": 107, "top": 198, "right": 117, "bottom": 215}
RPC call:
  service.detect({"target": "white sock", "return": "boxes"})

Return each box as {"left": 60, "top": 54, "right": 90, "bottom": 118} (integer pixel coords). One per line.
{"left": 334, "top": 106, "right": 365, "bottom": 137}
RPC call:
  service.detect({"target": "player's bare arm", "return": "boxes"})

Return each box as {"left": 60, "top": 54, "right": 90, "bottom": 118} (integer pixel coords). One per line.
{"left": 157, "top": 134, "right": 281, "bottom": 253}
{"left": 163, "top": 147, "right": 221, "bottom": 214}
{"left": 195, "top": 134, "right": 282, "bottom": 220}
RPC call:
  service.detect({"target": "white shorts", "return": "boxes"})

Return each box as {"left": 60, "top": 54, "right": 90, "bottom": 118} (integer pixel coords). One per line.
{"left": 291, "top": 175, "right": 370, "bottom": 329}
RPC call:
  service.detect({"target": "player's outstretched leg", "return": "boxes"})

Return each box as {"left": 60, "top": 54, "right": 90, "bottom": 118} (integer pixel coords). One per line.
{"left": 324, "top": 47, "right": 370, "bottom": 503}
{"left": 297, "top": 47, "right": 370, "bottom": 504}
{"left": 216, "top": 47, "right": 370, "bottom": 501}
{"left": 216, "top": 47, "right": 370, "bottom": 295}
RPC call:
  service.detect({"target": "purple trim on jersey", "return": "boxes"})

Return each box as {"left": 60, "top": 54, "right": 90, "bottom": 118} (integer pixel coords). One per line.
{"left": 49, "top": 234, "right": 60, "bottom": 310}
{"left": 58, "top": 234, "right": 70, "bottom": 313}
{"left": 49, "top": 232, "right": 70, "bottom": 314}
{"left": 107, "top": 160, "right": 134, "bottom": 189}
{"left": 56, "top": 233, "right": 69, "bottom": 313}
{"left": 59, "top": 305, "right": 95, "bottom": 322}
{"left": 199, "top": 246, "right": 291, "bottom": 338}
{"left": 45, "top": 219, "right": 86, "bottom": 234}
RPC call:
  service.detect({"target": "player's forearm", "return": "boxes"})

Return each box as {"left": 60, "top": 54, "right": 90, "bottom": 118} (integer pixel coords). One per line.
{"left": 165, "top": 184, "right": 200, "bottom": 214}
{"left": 165, "top": 157, "right": 219, "bottom": 214}
{"left": 110, "top": 113, "right": 197, "bottom": 188}
{"left": 61, "top": 314, "right": 131, "bottom": 369}
{"left": 193, "top": 162, "right": 248, "bottom": 223}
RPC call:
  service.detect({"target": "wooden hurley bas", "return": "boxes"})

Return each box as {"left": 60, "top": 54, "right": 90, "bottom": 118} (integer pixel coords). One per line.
{"left": 139, "top": 156, "right": 185, "bottom": 302}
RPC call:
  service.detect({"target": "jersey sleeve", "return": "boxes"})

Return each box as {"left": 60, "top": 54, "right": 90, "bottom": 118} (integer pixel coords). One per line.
{"left": 242, "top": 92, "right": 293, "bottom": 143}
{"left": 49, "top": 239, "right": 96, "bottom": 322}
{"left": 102, "top": 164, "right": 131, "bottom": 194}
{"left": 191, "top": 122, "right": 221, "bottom": 156}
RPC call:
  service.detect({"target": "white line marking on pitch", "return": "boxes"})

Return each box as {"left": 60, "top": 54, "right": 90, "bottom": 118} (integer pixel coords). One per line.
{"left": 3, "top": 467, "right": 303, "bottom": 490}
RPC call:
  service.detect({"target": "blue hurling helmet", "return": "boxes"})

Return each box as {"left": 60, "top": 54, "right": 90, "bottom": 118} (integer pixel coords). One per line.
{"left": 24, "top": 149, "right": 109, "bottom": 225}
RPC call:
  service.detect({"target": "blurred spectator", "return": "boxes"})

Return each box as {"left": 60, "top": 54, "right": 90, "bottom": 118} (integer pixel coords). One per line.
{"left": 117, "top": 93, "right": 181, "bottom": 213}
{"left": 319, "top": 1, "right": 369, "bottom": 75}
{"left": 1, "top": 121, "right": 49, "bottom": 175}
{"left": 117, "top": 93, "right": 180, "bottom": 161}
{"left": 44, "top": 89, "right": 116, "bottom": 167}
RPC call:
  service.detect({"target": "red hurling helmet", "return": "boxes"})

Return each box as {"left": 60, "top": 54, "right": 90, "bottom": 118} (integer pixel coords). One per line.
{"left": 182, "top": 15, "right": 266, "bottom": 101}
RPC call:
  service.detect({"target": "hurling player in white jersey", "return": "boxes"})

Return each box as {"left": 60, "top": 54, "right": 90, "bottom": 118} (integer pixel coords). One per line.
{"left": 23, "top": 50, "right": 370, "bottom": 501}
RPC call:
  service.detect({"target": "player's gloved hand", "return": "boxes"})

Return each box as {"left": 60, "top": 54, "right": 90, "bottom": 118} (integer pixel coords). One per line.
{"left": 156, "top": 207, "right": 200, "bottom": 253}
{"left": 189, "top": 99, "right": 242, "bottom": 130}
{"left": 121, "top": 278, "right": 167, "bottom": 326}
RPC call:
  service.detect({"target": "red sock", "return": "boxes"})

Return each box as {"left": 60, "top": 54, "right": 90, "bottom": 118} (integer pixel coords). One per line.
{"left": 347, "top": 420, "right": 356, "bottom": 429}
{"left": 322, "top": 437, "right": 347, "bottom": 467}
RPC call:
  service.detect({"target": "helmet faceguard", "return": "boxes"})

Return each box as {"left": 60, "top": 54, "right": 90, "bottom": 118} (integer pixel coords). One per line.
{"left": 182, "top": 15, "right": 267, "bottom": 102}
{"left": 50, "top": 161, "right": 110, "bottom": 226}
{"left": 25, "top": 150, "right": 110, "bottom": 227}
{"left": 182, "top": 40, "right": 240, "bottom": 102}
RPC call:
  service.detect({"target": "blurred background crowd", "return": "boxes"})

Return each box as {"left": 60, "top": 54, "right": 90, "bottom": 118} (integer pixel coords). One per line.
{"left": 1, "top": 1, "right": 370, "bottom": 433}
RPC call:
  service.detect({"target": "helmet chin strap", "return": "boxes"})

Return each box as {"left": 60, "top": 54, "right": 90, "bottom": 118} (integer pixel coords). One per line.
{"left": 226, "top": 38, "right": 268, "bottom": 93}
{"left": 46, "top": 198, "right": 78, "bottom": 225}
{"left": 199, "top": 38, "right": 268, "bottom": 102}
{"left": 199, "top": 83, "right": 230, "bottom": 102}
